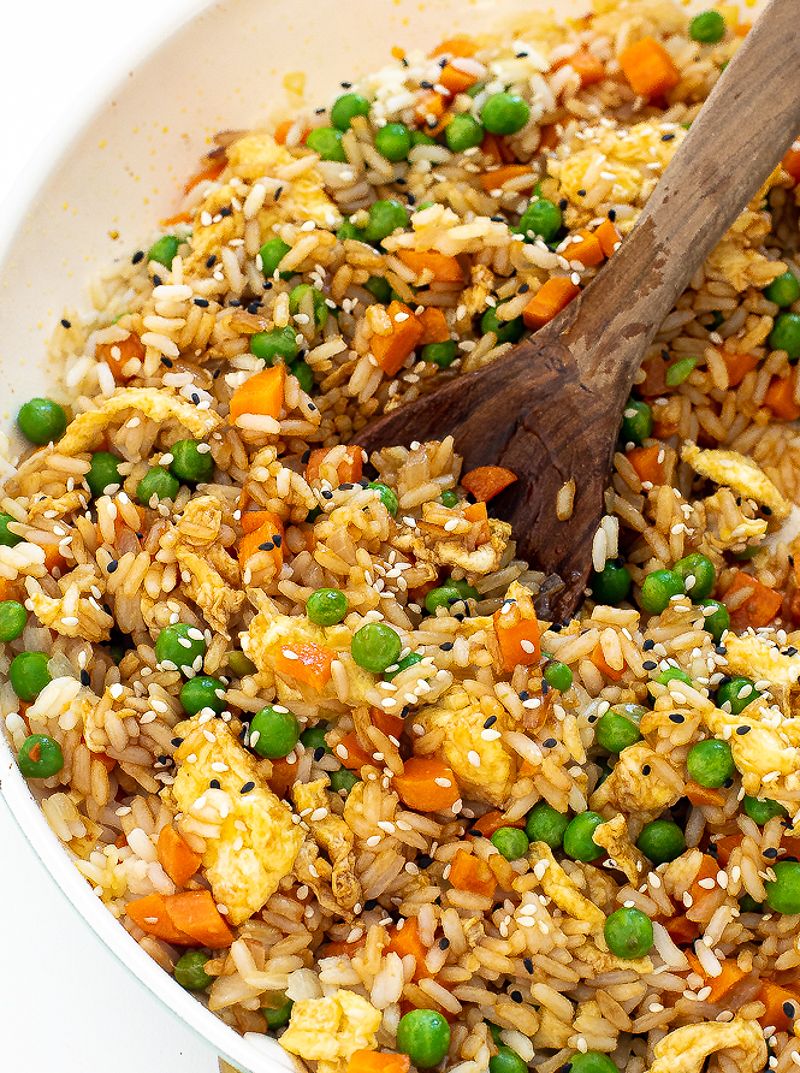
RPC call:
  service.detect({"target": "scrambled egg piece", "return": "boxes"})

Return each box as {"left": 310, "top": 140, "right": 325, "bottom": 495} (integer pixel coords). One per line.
{"left": 704, "top": 703, "right": 800, "bottom": 799}
{"left": 591, "top": 743, "right": 683, "bottom": 817}
{"left": 280, "top": 990, "right": 382, "bottom": 1073}
{"left": 724, "top": 632, "right": 800, "bottom": 688}
{"left": 27, "top": 490, "right": 88, "bottom": 519}
{"left": 172, "top": 716, "right": 303, "bottom": 924}
{"left": 173, "top": 496, "right": 244, "bottom": 636}
{"left": 592, "top": 814, "right": 648, "bottom": 885}
{"left": 292, "top": 779, "right": 361, "bottom": 911}
{"left": 25, "top": 566, "right": 113, "bottom": 643}
{"left": 415, "top": 686, "right": 516, "bottom": 806}
{"left": 58, "top": 388, "right": 221, "bottom": 456}
{"left": 644, "top": 1018, "right": 766, "bottom": 1073}
{"left": 682, "top": 443, "right": 791, "bottom": 520}
{"left": 702, "top": 489, "right": 768, "bottom": 548}
{"left": 529, "top": 842, "right": 605, "bottom": 930}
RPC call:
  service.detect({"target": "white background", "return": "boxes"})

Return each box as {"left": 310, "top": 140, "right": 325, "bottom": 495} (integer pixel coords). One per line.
{"left": 0, "top": 6, "right": 225, "bottom": 1071}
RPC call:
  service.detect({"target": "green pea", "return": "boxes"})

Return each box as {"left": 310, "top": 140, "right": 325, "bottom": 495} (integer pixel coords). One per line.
{"left": 742, "top": 795, "right": 788, "bottom": 825}
{"left": 440, "top": 490, "right": 459, "bottom": 508}
{"left": 765, "top": 861, "right": 800, "bottom": 914}
{"left": 136, "top": 466, "right": 180, "bottom": 506}
{"left": 410, "top": 132, "right": 437, "bottom": 148}
{"left": 396, "top": 1008, "right": 451, "bottom": 1068}
{"left": 489, "top": 1045, "right": 528, "bottom": 1073}
{"left": 480, "top": 92, "right": 530, "bottom": 135}
{"left": 0, "top": 513, "right": 22, "bottom": 548}
{"left": 384, "top": 652, "right": 423, "bottom": 682}
{"left": 769, "top": 313, "right": 800, "bottom": 360}
{"left": 174, "top": 950, "right": 213, "bottom": 991}
{"left": 368, "top": 481, "right": 399, "bottom": 516}
{"left": 170, "top": 439, "right": 214, "bottom": 484}
{"left": 375, "top": 122, "right": 412, "bottom": 161}
{"left": 330, "top": 768, "right": 360, "bottom": 794}
{"left": 665, "top": 356, "right": 698, "bottom": 386}
{"left": 686, "top": 738, "right": 734, "bottom": 788}
{"left": 421, "top": 340, "right": 457, "bottom": 367}
{"left": 716, "top": 676, "right": 761, "bottom": 714}
{"left": 517, "top": 198, "right": 562, "bottom": 243}
{"left": 699, "top": 598, "right": 730, "bottom": 642}
{"left": 147, "top": 234, "right": 180, "bottom": 268}
{"left": 179, "top": 675, "right": 226, "bottom": 716}
{"left": 739, "top": 893, "right": 763, "bottom": 913}
{"left": 351, "top": 622, "right": 402, "bottom": 673}
{"left": 258, "top": 237, "right": 292, "bottom": 279}
{"left": 543, "top": 659, "right": 573, "bottom": 692}
{"left": 445, "top": 114, "right": 485, "bottom": 152}
{"left": 425, "top": 584, "right": 476, "bottom": 615}
{"left": 364, "top": 275, "right": 392, "bottom": 304}
{"left": 300, "top": 723, "right": 331, "bottom": 753}
{"left": 17, "top": 733, "right": 64, "bottom": 779}
{"left": 620, "top": 398, "right": 652, "bottom": 445}
{"left": 155, "top": 623, "right": 207, "bottom": 675}
{"left": 306, "top": 126, "right": 347, "bottom": 162}
{"left": 0, "top": 600, "right": 27, "bottom": 642}
{"left": 567, "top": 1053, "right": 619, "bottom": 1073}
{"left": 525, "top": 802, "right": 569, "bottom": 849}
{"left": 331, "top": 92, "right": 371, "bottom": 131}
{"left": 363, "top": 199, "right": 409, "bottom": 243}
{"left": 674, "top": 553, "right": 715, "bottom": 601}
{"left": 595, "top": 707, "right": 643, "bottom": 754}
{"left": 17, "top": 398, "right": 68, "bottom": 445}
{"left": 290, "top": 360, "right": 315, "bottom": 394}
{"left": 653, "top": 666, "right": 692, "bottom": 688}
{"left": 765, "top": 272, "right": 800, "bottom": 308}
{"left": 639, "top": 569, "right": 684, "bottom": 614}
{"left": 337, "top": 220, "right": 364, "bottom": 241}
{"left": 636, "top": 819, "right": 686, "bottom": 864}
{"left": 604, "top": 906, "right": 653, "bottom": 959}
{"left": 307, "top": 587, "right": 349, "bottom": 626}
{"left": 491, "top": 826, "right": 530, "bottom": 860}
{"left": 249, "top": 704, "right": 300, "bottom": 759}
{"left": 289, "top": 283, "right": 329, "bottom": 327}
{"left": 263, "top": 996, "right": 294, "bottom": 1029}
{"left": 563, "top": 811, "right": 604, "bottom": 862}
{"left": 9, "top": 651, "right": 52, "bottom": 701}
{"left": 250, "top": 326, "right": 300, "bottom": 364}
{"left": 85, "top": 452, "right": 122, "bottom": 498}
{"left": 480, "top": 306, "right": 524, "bottom": 344}
{"left": 689, "top": 9, "right": 726, "bottom": 43}
{"left": 465, "top": 81, "right": 486, "bottom": 98}
{"left": 590, "top": 560, "right": 632, "bottom": 604}
{"left": 227, "top": 650, "right": 257, "bottom": 677}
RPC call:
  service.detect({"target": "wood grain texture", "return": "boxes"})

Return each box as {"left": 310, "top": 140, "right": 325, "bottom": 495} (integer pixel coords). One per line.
{"left": 356, "top": 0, "right": 800, "bottom": 619}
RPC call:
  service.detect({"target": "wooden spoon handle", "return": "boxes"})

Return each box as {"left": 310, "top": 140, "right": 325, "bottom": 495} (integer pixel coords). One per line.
{"left": 564, "top": 0, "right": 800, "bottom": 392}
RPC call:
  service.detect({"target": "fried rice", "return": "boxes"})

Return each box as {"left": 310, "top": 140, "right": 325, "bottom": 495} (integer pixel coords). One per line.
{"left": 3, "top": 1, "right": 800, "bottom": 1071}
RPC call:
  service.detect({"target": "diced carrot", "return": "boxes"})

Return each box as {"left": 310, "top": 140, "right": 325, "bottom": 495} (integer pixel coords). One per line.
{"left": 417, "top": 307, "right": 450, "bottom": 345}
{"left": 229, "top": 365, "right": 286, "bottom": 422}
{"left": 688, "top": 852, "right": 721, "bottom": 914}
{"left": 538, "top": 124, "right": 560, "bottom": 151}
{"left": 553, "top": 47, "right": 606, "bottom": 86}
{"left": 590, "top": 643, "right": 624, "bottom": 682}
{"left": 779, "top": 835, "right": 800, "bottom": 860}
{"left": 268, "top": 755, "right": 299, "bottom": 797}
{"left": 95, "top": 332, "right": 145, "bottom": 382}
{"left": 126, "top": 893, "right": 194, "bottom": 945}
{"left": 324, "top": 934, "right": 367, "bottom": 957}
{"left": 640, "top": 355, "right": 668, "bottom": 396}
{"left": 274, "top": 119, "right": 293, "bottom": 144}
{"left": 183, "top": 158, "right": 225, "bottom": 194}
{"left": 0, "top": 577, "right": 18, "bottom": 601}
{"left": 522, "top": 277, "right": 581, "bottom": 329}
{"left": 439, "top": 63, "right": 478, "bottom": 95}
{"left": 664, "top": 914, "right": 699, "bottom": 945}
{"left": 448, "top": 848, "right": 497, "bottom": 899}
{"left": 480, "top": 132, "right": 516, "bottom": 165}
{"left": 686, "top": 781, "right": 725, "bottom": 808}
{"left": 478, "top": 165, "right": 531, "bottom": 192}
{"left": 415, "top": 91, "right": 448, "bottom": 132}
{"left": 470, "top": 810, "right": 526, "bottom": 838}
{"left": 757, "top": 981, "right": 800, "bottom": 1031}
{"left": 94, "top": 751, "right": 117, "bottom": 773}
{"left": 565, "top": 229, "right": 605, "bottom": 268}
{"left": 274, "top": 642, "right": 335, "bottom": 691}
{"left": 305, "top": 445, "right": 364, "bottom": 485}
{"left": 723, "top": 571, "right": 782, "bottom": 630}
{"left": 619, "top": 37, "right": 681, "bottom": 99}
{"left": 337, "top": 732, "right": 376, "bottom": 772}
{"left": 714, "top": 833, "right": 743, "bottom": 867}
{"left": 783, "top": 143, "right": 800, "bottom": 184}
{"left": 765, "top": 373, "right": 800, "bottom": 421}
{"left": 164, "top": 890, "right": 234, "bottom": 948}
{"left": 463, "top": 501, "right": 488, "bottom": 523}
{"left": 347, "top": 1052, "right": 411, "bottom": 1073}
{"left": 238, "top": 512, "right": 284, "bottom": 573}
{"left": 241, "top": 509, "right": 281, "bottom": 535}
{"left": 494, "top": 602, "right": 541, "bottom": 672}
{"left": 734, "top": 21, "right": 751, "bottom": 36}
{"left": 393, "top": 757, "right": 460, "bottom": 812}
{"left": 461, "top": 465, "right": 517, "bottom": 502}
{"left": 723, "top": 350, "right": 760, "bottom": 388}
{"left": 387, "top": 918, "right": 430, "bottom": 980}
{"left": 371, "top": 301, "right": 424, "bottom": 376}
{"left": 686, "top": 952, "right": 747, "bottom": 1003}
{"left": 627, "top": 444, "right": 665, "bottom": 486}
{"left": 397, "top": 250, "right": 464, "bottom": 284}
{"left": 43, "top": 545, "right": 67, "bottom": 574}
{"left": 391, "top": 45, "right": 406, "bottom": 61}
{"left": 157, "top": 824, "right": 202, "bottom": 887}
{"left": 370, "top": 707, "right": 405, "bottom": 742}
{"left": 430, "top": 35, "right": 478, "bottom": 58}
{"left": 595, "top": 218, "right": 621, "bottom": 257}
{"left": 160, "top": 211, "right": 193, "bottom": 228}
{"left": 652, "top": 413, "right": 680, "bottom": 438}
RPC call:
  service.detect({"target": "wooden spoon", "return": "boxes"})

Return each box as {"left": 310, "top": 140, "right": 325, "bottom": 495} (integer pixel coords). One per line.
{"left": 355, "top": 0, "right": 800, "bottom": 620}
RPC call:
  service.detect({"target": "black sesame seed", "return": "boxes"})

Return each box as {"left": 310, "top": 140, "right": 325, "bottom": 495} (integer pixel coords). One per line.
{"left": 247, "top": 301, "right": 262, "bottom": 315}
{"left": 341, "top": 81, "right": 352, "bottom": 88}
{"left": 171, "top": 737, "right": 184, "bottom": 747}
{"left": 363, "top": 898, "right": 378, "bottom": 910}
{"left": 577, "top": 189, "right": 586, "bottom": 197}
{"left": 440, "top": 642, "right": 454, "bottom": 651}
{"left": 313, "top": 747, "right": 325, "bottom": 762}
{"left": 210, "top": 778, "right": 221, "bottom": 789}
{"left": 274, "top": 186, "right": 284, "bottom": 201}
{"left": 642, "top": 765, "right": 651, "bottom": 775}
{"left": 315, "top": 106, "right": 326, "bottom": 115}
{"left": 417, "top": 854, "right": 433, "bottom": 869}
{"left": 61, "top": 318, "right": 72, "bottom": 329}
{"left": 80, "top": 669, "right": 91, "bottom": 686}
{"left": 152, "top": 274, "right": 163, "bottom": 287}
{"left": 558, "top": 198, "right": 568, "bottom": 210}
{"left": 661, "top": 132, "right": 675, "bottom": 141}
{"left": 519, "top": 283, "right": 530, "bottom": 294}
{"left": 273, "top": 534, "right": 282, "bottom": 547}
{"left": 783, "top": 1001, "right": 796, "bottom": 1018}
{"left": 519, "top": 690, "right": 530, "bottom": 701}
{"left": 240, "top": 781, "right": 256, "bottom": 794}
{"left": 669, "top": 713, "right": 685, "bottom": 724}
{"left": 420, "top": 80, "right": 434, "bottom": 90}
{"left": 160, "top": 356, "right": 174, "bottom": 368}
{"left": 542, "top": 737, "right": 557, "bottom": 749}
{"left": 763, "top": 506, "right": 773, "bottom": 516}
{"left": 190, "top": 392, "right": 200, "bottom": 405}
{"left": 322, "top": 490, "right": 334, "bottom": 500}
{"left": 229, "top": 298, "right": 242, "bottom": 306}
{"left": 736, "top": 725, "right": 751, "bottom": 735}
{"left": 205, "top": 255, "right": 217, "bottom": 268}
{"left": 515, "top": 50, "right": 529, "bottom": 58}
{"left": 194, "top": 297, "right": 210, "bottom": 307}
{"left": 715, "top": 644, "right": 727, "bottom": 655}
{"left": 643, "top": 660, "right": 658, "bottom": 670}
{"left": 541, "top": 681, "right": 550, "bottom": 695}
{"left": 219, "top": 205, "right": 233, "bottom": 217}
{"left": 301, "top": 449, "right": 311, "bottom": 463}
{"left": 523, "top": 957, "right": 534, "bottom": 973}
{"left": 643, "top": 638, "right": 655, "bottom": 651}
{"left": 607, "top": 208, "right": 617, "bottom": 221}
{"left": 258, "top": 542, "right": 275, "bottom": 552}
{"left": 132, "top": 250, "right": 145, "bottom": 265}
{"left": 107, "top": 560, "right": 118, "bottom": 574}
{"left": 483, "top": 715, "right": 498, "bottom": 729}
{"left": 156, "top": 754, "right": 169, "bottom": 766}
{"left": 438, "top": 937, "right": 450, "bottom": 950}
{"left": 764, "top": 847, "right": 779, "bottom": 859}
{"left": 510, "top": 990, "right": 523, "bottom": 1003}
